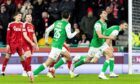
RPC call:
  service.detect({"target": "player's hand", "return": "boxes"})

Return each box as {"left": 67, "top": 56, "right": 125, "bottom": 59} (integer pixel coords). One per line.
{"left": 6, "top": 45, "right": 10, "bottom": 51}
{"left": 75, "top": 28, "right": 80, "bottom": 33}
{"left": 35, "top": 45, "right": 39, "bottom": 51}
{"left": 31, "top": 42, "right": 36, "bottom": 48}
{"left": 109, "top": 36, "right": 116, "bottom": 40}
{"left": 110, "top": 46, "right": 114, "bottom": 52}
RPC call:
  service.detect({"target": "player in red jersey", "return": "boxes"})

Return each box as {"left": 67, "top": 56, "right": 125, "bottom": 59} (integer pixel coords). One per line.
{"left": 22, "top": 14, "right": 38, "bottom": 82}
{"left": 1, "top": 12, "right": 26, "bottom": 76}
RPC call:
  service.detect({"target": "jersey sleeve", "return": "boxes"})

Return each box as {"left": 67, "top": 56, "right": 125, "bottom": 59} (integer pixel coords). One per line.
{"left": 65, "top": 23, "right": 78, "bottom": 39}
{"left": 32, "top": 25, "right": 35, "bottom": 34}
{"left": 22, "top": 23, "right": 27, "bottom": 32}
{"left": 6, "top": 23, "right": 12, "bottom": 44}
{"left": 94, "top": 23, "right": 101, "bottom": 32}
{"left": 45, "top": 24, "right": 54, "bottom": 43}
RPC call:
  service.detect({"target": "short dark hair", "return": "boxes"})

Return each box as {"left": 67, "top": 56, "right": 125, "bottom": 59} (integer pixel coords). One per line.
{"left": 61, "top": 10, "right": 71, "bottom": 19}
{"left": 14, "top": 12, "right": 22, "bottom": 17}
{"left": 98, "top": 9, "right": 105, "bottom": 17}
{"left": 25, "top": 14, "right": 31, "bottom": 17}
{"left": 119, "top": 20, "right": 127, "bottom": 25}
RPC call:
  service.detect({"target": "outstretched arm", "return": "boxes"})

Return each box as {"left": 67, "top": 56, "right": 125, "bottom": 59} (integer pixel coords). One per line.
{"left": 65, "top": 23, "right": 79, "bottom": 39}
{"left": 45, "top": 24, "right": 54, "bottom": 43}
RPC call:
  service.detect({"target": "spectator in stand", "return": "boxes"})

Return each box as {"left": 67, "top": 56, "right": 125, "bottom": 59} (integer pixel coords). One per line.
{"left": 48, "top": 0, "right": 60, "bottom": 24}
{"left": 14, "top": 0, "right": 25, "bottom": 7}
{"left": 0, "top": 4, "right": 10, "bottom": 45}
{"left": 109, "top": 0, "right": 120, "bottom": 25}
{"left": 78, "top": 33, "right": 90, "bottom": 47}
{"left": 41, "top": 11, "right": 49, "bottom": 29}
{"left": 75, "top": 0, "right": 88, "bottom": 22}
{"left": 59, "top": 0, "right": 75, "bottom": 23}
{"left": 69, "top": 23, "right": 80, "bottom": 46}
{"left": 0, "top": 0, "right": 4, "bottom": 5}
{"left": 5, "top": 0, "right": 16, "bottom": 18}
{"left": 32, "top": 0, "right": 46, "bottom": 40}
{"left": 105, "top": 5, "right": 114, "bottom": 27}
{"left": 38, "top": 11, "right": 50, "bottom": 39}
{"left": 16, "top": 2, "right": 22, "bottom": 13}
{"left": 80, "top": 7, "right": 97, "bottom": 41}
{"left": 20, "top": 1, "right": 33, "bottom": 19}
{"left": 59, "top": 0, "right": 75, "bottom": 13}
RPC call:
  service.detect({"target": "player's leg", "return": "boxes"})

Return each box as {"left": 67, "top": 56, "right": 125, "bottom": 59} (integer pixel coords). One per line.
{"left": 33, "top": 57, "right": 54, "bottom": 75}
{"left": 33, "top": 47, "right": 61, "bottom": 76}
{"left": 1, "top": 45, "right": 15, "bottom": 76}
{"left": 73, "top": 47, "right": 96, "bottom": 69}
{"left": 72, "top": 55, "right": 86, "bottom": 63}
{"left": 109, "top": 56, "right": 119, "bottom": 78}
{"left": 54, "top": 47, "right": 71, "bottom": 70}
{"left": 108, "top": 32, "right": 119, "bottom": 77}
{"left": 53, "top": 52, "right": 68, "bottom": 70}
{"left": 17, "top": 47, "right": 27, "bottom": 72}
{"left": 98, "top": 47, "right": 112, "bottom": 80}
{"left": 24, "top": 50, "right": 34, "bottom": 81}
{"left": 90, "top": 56, "right": 99, "bottom": 63}
{"left": 60, "top": 51, "right": 79, "bottom": 78}
{"left": 1, "top": 53, "right": 11, "bottom": 76}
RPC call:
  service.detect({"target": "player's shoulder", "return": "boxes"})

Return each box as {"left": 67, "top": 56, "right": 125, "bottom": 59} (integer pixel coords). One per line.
{"left": 8, "top": 22, "right": 16, "bottom": 26}
{"left": 19, "top": 22, "right": 24, "bottom": 24}
{"left": 109, "top": 25, "right": 119, "bottom": 29}
{"left": 8, "top": 22, "right": 15, "bottom": 25}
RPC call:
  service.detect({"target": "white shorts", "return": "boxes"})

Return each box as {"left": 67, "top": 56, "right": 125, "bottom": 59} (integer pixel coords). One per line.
{"left": 49, "top": 47, "right": 62, "bottom": 60}
{"left": 88, "top": 42, "right": 109, "bottom": 58}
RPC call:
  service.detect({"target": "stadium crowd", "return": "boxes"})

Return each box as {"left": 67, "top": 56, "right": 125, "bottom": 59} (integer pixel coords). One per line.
{"left": 0, "top": 0, "right": 128, "bottom": 47}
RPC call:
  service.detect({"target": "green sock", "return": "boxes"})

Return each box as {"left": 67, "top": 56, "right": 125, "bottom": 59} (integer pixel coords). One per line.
{"left": 109, "top": 58, "right": 114, "bottom": 73}
{"left": 102, "top": 60, "right": 110, "bottom": 72}
{"left": 80, "top": 56, "right": 86, "bottom": 60}
{"left": 33, "top": 64, "right": 46, "bottom": 75}
{"left": 74, "top": 58, "right": 85, "bottom": 68}
{"left": 54, "top": 58, "right": 66, "bottom": 69}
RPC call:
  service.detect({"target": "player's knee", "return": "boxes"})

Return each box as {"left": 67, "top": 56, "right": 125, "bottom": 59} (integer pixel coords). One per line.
{"left": 85, "top": 57, "right": 91, "bottom": 63}
{"left": 5, "top": 53, "right": 11, "bottom": 58}
{"left": 93, "top": 58, "right": 98, "bottom": 63}
{"left": 20, "top": 56, "right": 25, "bottom": 61}
{"left": 24, "top": 51, "right": 32, "bottom": 57}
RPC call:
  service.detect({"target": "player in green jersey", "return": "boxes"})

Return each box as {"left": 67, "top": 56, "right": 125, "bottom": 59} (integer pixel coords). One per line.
{"left": 33, "top": 10, "right": 79, "bottom": 80}
{"left": 95, "top": 20, "right": 128, "bottom": 79}
{"left": 70, "top": 9, "right": 115, "bottom": 78}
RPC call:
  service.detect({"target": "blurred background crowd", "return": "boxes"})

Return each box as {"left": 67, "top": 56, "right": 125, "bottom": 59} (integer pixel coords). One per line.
{"left": 0, "top": 0, "right": 128, "bottom": 48}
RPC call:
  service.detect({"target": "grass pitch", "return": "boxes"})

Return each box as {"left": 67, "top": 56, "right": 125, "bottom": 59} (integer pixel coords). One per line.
{"left": 0, "top": 74, "right": 139, "bottom": 84}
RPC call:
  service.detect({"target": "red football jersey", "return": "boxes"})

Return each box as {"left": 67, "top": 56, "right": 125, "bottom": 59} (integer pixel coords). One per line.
{"left": 6, "top": 22, "right": 24, "bottom": 45}
{"left": 23, "top": 22, "right": 35, "bottom": 45}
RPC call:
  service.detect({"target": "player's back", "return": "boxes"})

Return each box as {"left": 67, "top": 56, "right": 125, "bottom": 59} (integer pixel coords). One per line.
{"left": 7, "top": 22, "right": 24, "bottom": 44}
{"left": 104, "top": 25, "right": 120, "bottom": 36}
{"left": 52, "top": 20, "right": 69, "bottom": 49}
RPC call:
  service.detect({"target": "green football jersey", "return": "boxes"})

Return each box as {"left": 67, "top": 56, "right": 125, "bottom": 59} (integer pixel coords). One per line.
{"left": 51, "top": 20, "right": 69, "bottom": 49}
{"left": 90, "top": 20, "right": 107, "bottom": 48}
{"left": 104, "top": 25, "right": 120, "bottom": 36}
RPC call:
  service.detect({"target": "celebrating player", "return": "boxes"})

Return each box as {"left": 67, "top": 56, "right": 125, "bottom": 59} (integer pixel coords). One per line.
{"left": 33, "top": 10, "right": 79, "bottom": 79}
{"left": 96, "top": 20, "right": 128, "bottom": 79}
{"left": 22, "top": 14, "right": 38, "bottom": 82}
{"left": 1, "top": 12, "right": 26, "bottom": 76}
{"left": 71, "top": 9, "right": 115, "bottom": 79}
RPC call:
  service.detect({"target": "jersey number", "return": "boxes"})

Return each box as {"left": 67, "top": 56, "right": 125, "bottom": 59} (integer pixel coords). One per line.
{"left": 54, "top": 28, "right": 61, "bottom": 39}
